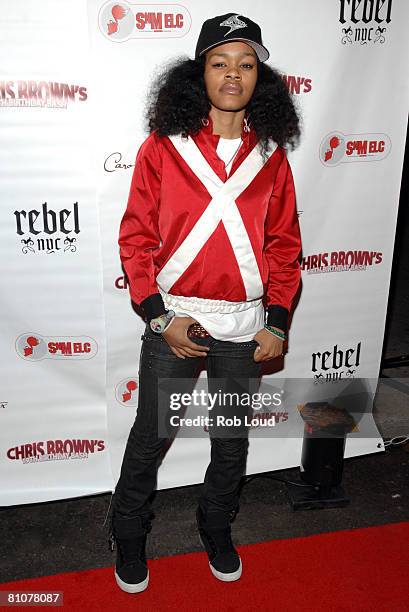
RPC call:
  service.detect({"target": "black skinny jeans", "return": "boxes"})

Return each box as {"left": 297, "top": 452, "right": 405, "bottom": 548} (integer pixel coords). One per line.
{"left": 111, "top": 323, "right": 262, "bottom": 537}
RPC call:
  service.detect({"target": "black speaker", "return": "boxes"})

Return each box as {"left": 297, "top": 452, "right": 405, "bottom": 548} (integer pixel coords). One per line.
{"left": 286, "top": 400, "right": 357, "bottom": 510}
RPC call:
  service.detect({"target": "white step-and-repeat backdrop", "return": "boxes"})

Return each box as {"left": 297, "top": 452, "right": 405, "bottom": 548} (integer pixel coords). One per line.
{"left": 1, "top": 0, "right": 408, "bottom": 505}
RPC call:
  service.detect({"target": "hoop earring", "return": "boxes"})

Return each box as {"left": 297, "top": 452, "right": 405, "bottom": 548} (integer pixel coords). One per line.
{"left": 201, "top": 117, "right": 209, "bottom": 126}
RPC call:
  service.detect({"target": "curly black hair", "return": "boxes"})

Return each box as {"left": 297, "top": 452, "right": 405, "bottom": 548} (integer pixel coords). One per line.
{"left": 144, "top": 53, "right": 302, "bottom": 162}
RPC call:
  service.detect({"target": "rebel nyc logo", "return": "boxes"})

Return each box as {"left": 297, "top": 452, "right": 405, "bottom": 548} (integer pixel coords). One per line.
{"left": 339, "top": 0, "right": 393, "bottom": 45}
{"left": 14, "top": 201, "right": 80, "bottom": 254}
{"left": 312, "top": 341, "right": 362, "bottom": 383}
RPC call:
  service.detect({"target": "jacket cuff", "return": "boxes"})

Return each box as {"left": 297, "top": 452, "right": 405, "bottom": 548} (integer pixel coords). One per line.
{"left": 265, "top": 305, "right": 289, "bottom": 335}
{"left": 139, "top": 293, "right": 167, "bottom": 322}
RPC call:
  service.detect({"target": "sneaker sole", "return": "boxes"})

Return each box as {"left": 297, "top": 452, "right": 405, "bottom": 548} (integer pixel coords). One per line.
{"left": 198, "top": 533, "right": 242, "bottom": 582}
{"left": 209, "top": 557, "right": 242, "bottom": 582}
{"left": 114, "top": 569, "right": 149, "bottom": 593}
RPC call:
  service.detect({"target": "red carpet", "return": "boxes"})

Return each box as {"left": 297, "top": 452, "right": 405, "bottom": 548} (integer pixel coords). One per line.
{"left": 1, "top": 521, "right": 408, "bottom": 611}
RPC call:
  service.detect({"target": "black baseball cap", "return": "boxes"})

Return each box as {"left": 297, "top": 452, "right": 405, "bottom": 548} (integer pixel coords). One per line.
{"left": 195, "top": 12, "right": 270, "bottom": 63}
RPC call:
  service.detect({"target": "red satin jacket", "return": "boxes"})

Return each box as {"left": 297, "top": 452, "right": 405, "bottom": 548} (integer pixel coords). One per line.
{"left": 118, "top": 114, "right": 302, "bottom": 333}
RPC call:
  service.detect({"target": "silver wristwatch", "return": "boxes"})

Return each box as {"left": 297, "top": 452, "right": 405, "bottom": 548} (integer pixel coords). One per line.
{"left": 150, "top": 310, "right": 175, "bottom": 334}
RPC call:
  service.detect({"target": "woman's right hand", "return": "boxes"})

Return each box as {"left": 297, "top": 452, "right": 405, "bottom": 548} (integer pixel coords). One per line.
{"left": 162, "top": 316, "right": 210, "bottom": 359}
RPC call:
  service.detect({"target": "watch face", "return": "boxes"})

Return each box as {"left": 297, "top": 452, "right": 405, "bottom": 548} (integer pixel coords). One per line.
{"left": 150, "top": 311, "right": 175, "bottom": 334}
{"left": 150, "top": 320, "right": 163, "bottom": 333}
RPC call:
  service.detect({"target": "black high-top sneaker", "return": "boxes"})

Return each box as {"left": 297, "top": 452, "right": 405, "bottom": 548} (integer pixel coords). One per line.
{"left": 196, "top": 506, "right": 242, "bottom": 582}
{"left": 109, "top": 515, "right": 152, "bottom": 593}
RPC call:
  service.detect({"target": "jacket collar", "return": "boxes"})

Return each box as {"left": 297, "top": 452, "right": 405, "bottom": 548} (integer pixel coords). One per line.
{"left": 199, "top": 112, "right": 253, "bottom": 144}
{"left": 190, "top": 112, "right": 258, "bottom": 182}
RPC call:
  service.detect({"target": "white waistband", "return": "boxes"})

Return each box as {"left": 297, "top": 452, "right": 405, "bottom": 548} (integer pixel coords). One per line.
{"left": 158, "top": 287, "right": 262, "bottom": 314}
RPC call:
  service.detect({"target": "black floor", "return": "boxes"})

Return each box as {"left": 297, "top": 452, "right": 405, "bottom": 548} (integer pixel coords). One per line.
{"left": 1, "top": 128, "right": 408, "bottom": 585}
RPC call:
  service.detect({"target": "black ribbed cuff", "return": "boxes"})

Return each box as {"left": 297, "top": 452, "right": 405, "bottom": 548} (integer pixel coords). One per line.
{"left": 265, "top": 305, "right": 289, "bottom": 334}
{"left": 139, "top": 293, "right": 167, "bottom": 322}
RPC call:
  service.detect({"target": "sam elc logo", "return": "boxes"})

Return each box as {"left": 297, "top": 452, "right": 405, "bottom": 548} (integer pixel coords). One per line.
{"left": 115, "top": 377, "right": 139, "bottom": 406}
{"left": 320, "top": 132, "right": 391, "bottom": 166}
{"left": 98, "top": 2, "right": 191, "bottom": 42}
{"left": 15, "top": 334, "right": 98, "bottom": 361}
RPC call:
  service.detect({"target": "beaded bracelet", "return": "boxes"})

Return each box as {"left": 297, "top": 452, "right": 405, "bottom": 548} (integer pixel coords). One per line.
{"left": 264, "top": 324, "right": 286, "bottom": 341}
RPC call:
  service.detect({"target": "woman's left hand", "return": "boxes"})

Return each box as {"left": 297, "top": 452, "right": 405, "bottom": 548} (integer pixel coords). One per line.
{"left": 252, "top": 327, "right": 285, "bottom": 362}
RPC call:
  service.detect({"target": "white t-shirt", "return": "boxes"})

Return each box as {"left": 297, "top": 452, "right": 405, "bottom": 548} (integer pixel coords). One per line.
{"left": 160, "top": 288, "right": 265, "bottom": 343}
{"left": 159, "top": 136, "right": 265, "bottom": 343}
{"left": 216, "top": 136, "right": 242, "bottom": 177}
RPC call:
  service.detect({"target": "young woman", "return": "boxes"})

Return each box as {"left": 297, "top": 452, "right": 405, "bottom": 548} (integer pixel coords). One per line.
{"left": 109, "top": 12, "right": 302, "bottom": 593}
